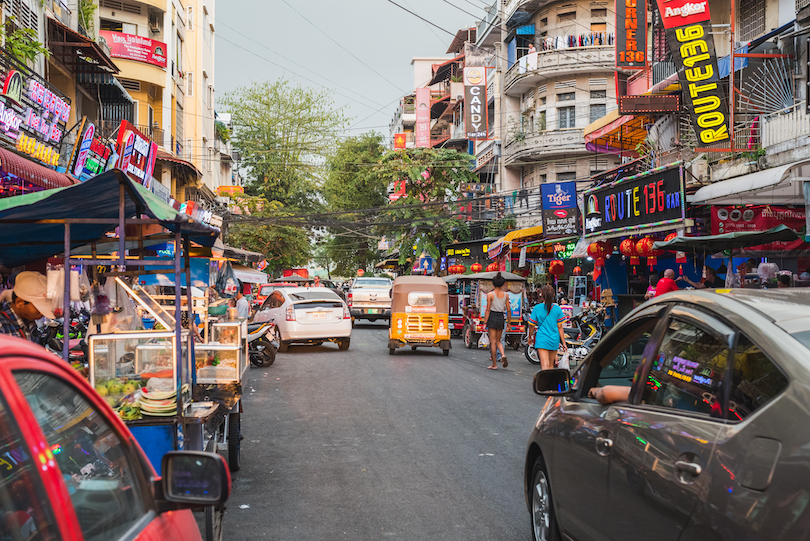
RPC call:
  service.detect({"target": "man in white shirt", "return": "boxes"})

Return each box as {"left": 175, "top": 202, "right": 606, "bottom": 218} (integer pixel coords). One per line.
{"left": 235, "top": 290, "right": 250, "bottom": 318}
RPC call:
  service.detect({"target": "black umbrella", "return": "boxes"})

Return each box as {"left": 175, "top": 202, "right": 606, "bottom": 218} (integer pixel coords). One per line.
{"left": 652, "top": 225, "right": 799, "bottom": 254}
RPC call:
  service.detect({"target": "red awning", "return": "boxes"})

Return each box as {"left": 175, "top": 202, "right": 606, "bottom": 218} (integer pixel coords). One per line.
{"left": 156, "top": 151, "right": 201, "bottom": 178}
{"left": 0, "top": 147, "right": 76, "bottom": 190}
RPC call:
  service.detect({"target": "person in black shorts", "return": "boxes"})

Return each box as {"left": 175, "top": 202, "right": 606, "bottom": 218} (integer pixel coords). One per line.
{"left": 482, "top": 272, "right": 510, "bottom": 369}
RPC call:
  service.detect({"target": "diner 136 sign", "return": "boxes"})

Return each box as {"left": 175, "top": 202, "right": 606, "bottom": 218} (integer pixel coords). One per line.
{"left": 541, "top": 181, "right": 580, "bottom": 238}
{"left": 615, "top": 0, "right": 646, "bottom": 69}
{"left": 654, "top": 0, "right": 729, "bottom": 145}
{"left": 0, "top": 69, "right": 70, "bottom": 167}
{"left": 583, "top": 164, "right": 685, "bottom": 237}
{"left": 116, "top": 120, "right": 158, "bottom": 187}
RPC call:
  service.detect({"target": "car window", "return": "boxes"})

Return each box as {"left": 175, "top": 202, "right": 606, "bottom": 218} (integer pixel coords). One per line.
{"left": 0, "top": 393, "right": 60, "bottom": 541}
{"left": 13, "top": 371, "right": 150, "bottom": 541}
{"left": 582, "top": 317, "right": 657, "bottom": 397}
{"left": 640, "top": 319, "right": 729, "bottom": 418}
{"left": 728, "top": 334, "right": 788, "bottom": 420}
{"left": 352, "top": 279, "right": 391, "bottom": 288}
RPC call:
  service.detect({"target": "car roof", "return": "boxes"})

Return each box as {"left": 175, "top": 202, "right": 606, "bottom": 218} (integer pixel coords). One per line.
{"left": 281, "top": 287, "right": 343, "bottom": 302}
{"left": 645, "top": 289, "right": 810, "bottom": 334}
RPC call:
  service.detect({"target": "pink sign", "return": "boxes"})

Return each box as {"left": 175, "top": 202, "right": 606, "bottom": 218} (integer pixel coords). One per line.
{"left": 415, "top": 87, "right": 431, "bottom": 148}
{"left": 99, "top": 31, "right": 167, "bottom": 68}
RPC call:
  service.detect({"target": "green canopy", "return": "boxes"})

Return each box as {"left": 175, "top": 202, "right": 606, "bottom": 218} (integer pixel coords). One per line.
{"left": 0, "top": 170, "right": 219, "bottom": 269}
{"left": 652, "top": 225, "right": 799, "bottom": 254}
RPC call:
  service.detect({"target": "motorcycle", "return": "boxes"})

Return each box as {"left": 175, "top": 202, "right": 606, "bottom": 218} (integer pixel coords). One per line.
{"left": 525, "top": 306, "right": 606, "bottom": 366}
{"left": 34, "top": 315, "right": 89, "bottom": 369}
{"left": 247, "top": 321, "right": 278, "bottom": 367}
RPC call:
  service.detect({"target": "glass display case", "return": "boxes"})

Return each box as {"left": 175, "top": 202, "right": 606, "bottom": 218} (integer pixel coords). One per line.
{"left": 89, "top": 330, "right": 192, "bottom": 409}
{"left": 205, "top": 319, "right": 248, "bottom": 383}
{"left": 195, "top": 344, "right": 243, "bottom": 384}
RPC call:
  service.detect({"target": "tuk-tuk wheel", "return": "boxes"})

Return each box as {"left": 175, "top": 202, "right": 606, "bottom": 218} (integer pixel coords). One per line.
{"left": 389, "top": 348, "right": 396, "bottom": 355}
{"left": 443, "top": 348, "right": 450, "bottom": 356}
{"left": 351, "top": 317, "right": 355, "bottom": 328}
{"left": 463, "top": 323, "right": 476, "bottom": 349}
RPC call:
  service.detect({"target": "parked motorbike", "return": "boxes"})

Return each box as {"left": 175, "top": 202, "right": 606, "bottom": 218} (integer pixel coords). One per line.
{"left": 247, "top": 321, "right": 278, "bottom": 367}
{"left": 525, "top": 306, "right": 607, "bottom": 366}
{"left": 34, "top": 318, "right": 89, "bottom": 368}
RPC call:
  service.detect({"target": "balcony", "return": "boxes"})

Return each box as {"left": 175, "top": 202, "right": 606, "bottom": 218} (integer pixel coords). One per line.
{"left": 44, "top": 0, "right": 71, "bottom": 26}
{"left": 503, "top": 128, "right": 586, "bottom": 164}
{"left": 99, "top": 121, "right": 167, "bottom": 149}
{"left": 505, "top": 46, "right": 616, "bottom": 96}
{"left": 763, "top": 102, "right": 809, "bottom": 151}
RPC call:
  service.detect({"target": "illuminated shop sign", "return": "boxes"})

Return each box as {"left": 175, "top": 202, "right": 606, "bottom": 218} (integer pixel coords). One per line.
{"left": 0, "top": 69, "right": 70, "bottom": 167}
{"left": 464, "top": 67, "right": 488, "bottom": 139}
{"left": 583, "top": 164, "right": 685, "bottom": 237}
{"left": 615, "top": 0, "right": 647, "bottom": 69}
{"left": 541, "top": 181, "right": 580, "bottom": 238}
{"left": 115, "top": 120, "right": 158, "bottom": 187}
{"left": 554, "top": 241, "right": 577, "bottom": 259}
{"left": 654, "top": 0, "right": 729, "bottom": 145}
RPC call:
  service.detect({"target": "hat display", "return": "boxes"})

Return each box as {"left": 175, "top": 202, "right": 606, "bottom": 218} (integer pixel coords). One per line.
{"left": 13, "top": 271, "right": 55, "bottom": 320}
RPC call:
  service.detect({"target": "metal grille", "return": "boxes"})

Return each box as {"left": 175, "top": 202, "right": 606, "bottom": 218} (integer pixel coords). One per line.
{"left": 3, "top": 0, "right": 38, "bottom": 32}
{"left": 99, "top": 0, "right": 141, "bottom": 14}
{"left": 739, "top": 0, "right": 765, "bottom": 42}
{"left": 175, "top": 102, "right": 183, "bottom": 146}
{"left": 406, "top": 315, "right": 434, "bottom": 333}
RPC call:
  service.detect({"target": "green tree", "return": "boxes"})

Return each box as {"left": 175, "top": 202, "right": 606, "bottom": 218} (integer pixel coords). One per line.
{"left": 225, "top": 196, "right": 310, "bottom": 274}
{"left": 372, "top": 147, "right": 478, "bottom": 267}
{"left": 321, "top": 133, "right": 388, "bottom": 275}
{"left": 221, "top": 80, "right": 348, "bottom": 210}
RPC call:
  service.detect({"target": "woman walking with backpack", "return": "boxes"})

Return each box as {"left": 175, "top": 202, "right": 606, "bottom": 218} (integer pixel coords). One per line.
{"left": 483, "top": 272, "right": 510, "bottom": 369}
{"left": 528, "top": 284, "right": 567, "bottom": 370}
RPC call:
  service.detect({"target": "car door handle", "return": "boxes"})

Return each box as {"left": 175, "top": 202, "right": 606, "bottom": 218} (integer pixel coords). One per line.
{"left": 675, "top": 461, "right": 702, "bottom": 476}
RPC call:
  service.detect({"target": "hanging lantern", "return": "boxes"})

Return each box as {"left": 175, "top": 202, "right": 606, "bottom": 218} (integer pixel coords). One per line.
{"left": 619, "top": 238, "right": 640, "bottom": 275}
{"left": 598, "top": 240, "right": 613, "bottom": 258}
{"left": 664, "top": 232, "right": 678, "bottom": 243}
{"left": 456, "top": 264, "right": 466, "bottom": 274}
{"left": 572, "top": 266, "right": 582, "bottom": 276}
{"left": 471, "top": 262, "right": 483, "bottom": 272}
{"left": 593, "top": 257, "right": 606, "bottom": 280}
{"left": 548, "top": 260, "right": 565, "bottom": 276}
{"left": 663, "top": 233, "right": 688, "bottom": 274}
{"left": 636, "top": 237, "right": 663, "bottom": 270}
{"left": 487, "top": 262, "right": 499, "bottom": 272}
{"left": 587, "top": 242, "right": 605, "bottom": 260}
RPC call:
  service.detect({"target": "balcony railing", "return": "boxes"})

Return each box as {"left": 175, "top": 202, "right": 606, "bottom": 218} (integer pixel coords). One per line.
{"left": 505, "top": 46, "right": 616, "bottom": 94}
{"left": 504, "top": 128, "right": 586, "bottom": 162}
{"left": 763, "top": 102, "right": 809, "bottom": 149}
{"left": 99, "top": 121, "right": 168, "bottom": 149}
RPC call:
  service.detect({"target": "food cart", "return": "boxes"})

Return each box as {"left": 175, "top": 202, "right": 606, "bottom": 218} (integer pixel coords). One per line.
{"left": 0, "top": 170, "right": 231, "bottom": 541}
{"left": 459, "top": 271, "right": 527, "bottom": 350}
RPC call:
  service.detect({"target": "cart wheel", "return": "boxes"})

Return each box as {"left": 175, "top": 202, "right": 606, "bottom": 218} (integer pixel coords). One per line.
{"left": 227, "top": 413, "right": 241, "bottom": 472}
{"left": 338, "top": 338, "right": 350, "bottom": 351}
{"left": 252, "top": 339, "right": 275, "bottom": 366}
{"left": 463, "top": 324, "right": 476, "bottom": 349}
{"left": 443, "top": 348, "right": 450, "bottom": 356}
{"left": 205, "top": 504, "right": 225, "bottom": 541}
{"left": 389, "top": 348, "right": 395, "bottom": 355}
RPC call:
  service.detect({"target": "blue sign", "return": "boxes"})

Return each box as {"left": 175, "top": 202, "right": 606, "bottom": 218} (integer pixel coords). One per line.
{"left": 541, "top": 181, "right": 580, "bottom": 238}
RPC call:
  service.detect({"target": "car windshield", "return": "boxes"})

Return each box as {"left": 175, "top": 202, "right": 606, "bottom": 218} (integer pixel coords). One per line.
{"left": 353, "top": 279, "right": 391, "bottom": 288}
{"left": 288, "top": 291, "right": 342, "bottom": 302}
{"left": 788, "top": 330, "right": 810, "bottom": 350}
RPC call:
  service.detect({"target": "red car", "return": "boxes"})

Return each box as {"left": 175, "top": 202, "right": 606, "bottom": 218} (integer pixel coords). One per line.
{"left": 253, "top": 282, "right": 299, "bottom": 308}
{"left": 0, "top": 336, "right": 230, "bottom": 541}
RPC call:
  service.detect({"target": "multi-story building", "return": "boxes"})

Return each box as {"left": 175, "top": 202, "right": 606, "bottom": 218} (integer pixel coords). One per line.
{"left": 388, "top": 56, "right": 452, "bottom": 149}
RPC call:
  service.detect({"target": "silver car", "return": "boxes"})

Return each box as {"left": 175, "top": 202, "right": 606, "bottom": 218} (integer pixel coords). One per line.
{"left": 527, "top": 289, "right": 810, "bottom": 541}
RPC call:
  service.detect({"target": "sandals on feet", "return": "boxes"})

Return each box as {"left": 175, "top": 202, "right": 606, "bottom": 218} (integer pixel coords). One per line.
{"left": 487, "top": 365, "right": 498, "bottom": 370}
{"left": 502, "top": 356, "right": 508, "bottom": 367}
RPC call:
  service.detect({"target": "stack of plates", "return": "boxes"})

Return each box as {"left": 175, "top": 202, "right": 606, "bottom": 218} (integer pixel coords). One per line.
{"left": 139, "top": 384, "right": 189, "bottom": 417}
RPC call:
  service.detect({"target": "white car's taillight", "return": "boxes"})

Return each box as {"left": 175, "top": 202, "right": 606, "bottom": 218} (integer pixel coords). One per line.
{"left": 347, "top": 293, "right": 353, "bottom": 307}
{"left": 286, "top": 305, "right": 296, "bottom": 321}
{"left": 343, "top": 303, "right": 351, "bottom": 319}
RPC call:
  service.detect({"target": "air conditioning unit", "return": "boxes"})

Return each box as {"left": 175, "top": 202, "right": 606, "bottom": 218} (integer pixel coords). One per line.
{"left": 149, "top": 15, "right": 161, "bottom": 34}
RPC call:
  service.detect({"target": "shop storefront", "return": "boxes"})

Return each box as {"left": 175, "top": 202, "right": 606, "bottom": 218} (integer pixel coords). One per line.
{"left": 444, "top": 238, "right": 494, "bottom": 274}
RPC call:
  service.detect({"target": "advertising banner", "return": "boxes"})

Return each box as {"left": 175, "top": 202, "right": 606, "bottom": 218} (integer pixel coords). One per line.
{"left": 583, "top": 164, "right": 685, "bottom": 237}
{"left": 394, "top": 133, "right": 406, "bottom": 149}
{"left": 115, "top": 120, "right": 158, "bottom": 187}
{"left": 615, "top": 0, "right": 647, "bottom": 69}
{"left": 654, "top": 0, "right": 729, "bottom": 145}
{"left": 72, "top": 122, "right": 94, "bottom": 177}
{"left": 99, "top": 31, "right": 168, "bottom": 68}
{"left": 541, "top": 181, "right": 580, "bottom": 238}
{"left": 415, "top": 88, "right": 431, "bottom": 148}
{"left": 463, "top": 67, "right": 488, "bottom": 139}
{"left": 711, "top": 205, "right": 807, "bottom": 252}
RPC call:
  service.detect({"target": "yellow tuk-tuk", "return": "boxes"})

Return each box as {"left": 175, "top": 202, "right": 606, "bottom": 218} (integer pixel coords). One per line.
{"left": 388, "top": 276, "right": 451, "bottom": 356}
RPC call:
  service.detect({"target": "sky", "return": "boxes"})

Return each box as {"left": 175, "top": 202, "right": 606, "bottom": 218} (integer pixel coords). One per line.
{"left": 214, "top": 0, "right": 484, "bottom": 139}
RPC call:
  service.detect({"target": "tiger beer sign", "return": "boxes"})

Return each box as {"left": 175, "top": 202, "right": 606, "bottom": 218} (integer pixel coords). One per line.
{"left": 464, "top": 67, "right": 488, "bottom": 140}
{"left": 655, "top": 0, "right": 729, "bottom": 145}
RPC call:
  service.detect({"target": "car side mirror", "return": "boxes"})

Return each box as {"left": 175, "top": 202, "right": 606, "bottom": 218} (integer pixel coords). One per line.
{"left": 533, "top": 369, "right": 571, "bottom": 396}
{"left": 159, "top": 451, "right": 231, "bottom": 508}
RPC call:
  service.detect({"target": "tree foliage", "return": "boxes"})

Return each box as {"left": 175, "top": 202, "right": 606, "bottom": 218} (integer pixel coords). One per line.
{"left": 225, "top": 196, "right": 310, "bottom": 274}
{"left": 221, "top": 80, "right": 348, "bottom": 210}
{"left": 320, "top": 133, "right": 388, "bottom": 275}
{"left": 373, "top": 147, "right": 478, "bottom": 266}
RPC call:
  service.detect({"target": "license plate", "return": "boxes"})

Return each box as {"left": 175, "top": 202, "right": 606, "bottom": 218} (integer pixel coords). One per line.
{"left": 368, "top": 309, "right": 378, "bottom": 314}
{"left": 312, "top": 312, "right": 328, "bottom": 319}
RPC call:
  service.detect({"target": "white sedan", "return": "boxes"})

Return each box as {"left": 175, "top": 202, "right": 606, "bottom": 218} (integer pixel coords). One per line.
{"left": 253, "top": 287, "right": 352, "bottom": 351}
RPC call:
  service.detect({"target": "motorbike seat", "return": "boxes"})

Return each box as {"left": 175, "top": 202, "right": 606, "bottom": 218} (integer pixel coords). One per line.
{"left": 68, "top": 338, "right": 84, "bottom": 350}
{"left": 247, "top": 323, "right": 265, "bottom": 333}
{"left": 566, "top": 339, "right": 587, "bottom": 347}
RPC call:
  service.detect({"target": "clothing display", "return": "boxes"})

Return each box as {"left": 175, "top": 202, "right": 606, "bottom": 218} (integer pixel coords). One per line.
{"left": 536, "top": 32, "right": 614, "bottom": 52}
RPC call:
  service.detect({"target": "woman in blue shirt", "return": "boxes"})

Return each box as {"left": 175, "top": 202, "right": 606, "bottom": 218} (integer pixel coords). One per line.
{"left": 528, "top": 285, "right": 567, "bottom": 369}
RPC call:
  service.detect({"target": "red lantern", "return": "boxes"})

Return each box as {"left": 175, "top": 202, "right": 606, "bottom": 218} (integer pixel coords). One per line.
{"left": 598, "top": 240, "right": 613, "bottom": 258}
{"left": 548, "top": 260, "right": 565, "bottom": 276}
{"left": 456, "top": 264, "right": 466, "bottom": 274}
{"left": 636, "top": 237, "right": 663, "bottom": 270}
{"left": 664, "top": 232, "right": 678, "bottom": 243}
{"left": 471, "top": 262, "right": 483, "bottom": 272}
{"left": 572, "top": 266, "right": 582, "bottom": 276}
{"left": 587, "top": 242, "right": 604, "bottom": 259}
{"left": 487, "top": 262, "right": 499, "bottom": 272}
{"left": 619, "top": 238, "right": 640, "bottom": 275}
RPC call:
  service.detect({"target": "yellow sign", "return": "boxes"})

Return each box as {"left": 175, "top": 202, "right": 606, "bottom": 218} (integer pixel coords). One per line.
{"left": 17, "top": 134, "right": 59, "bottom": 166}
{"left": 217, "top": 185, "right": 245, "bottom": 196}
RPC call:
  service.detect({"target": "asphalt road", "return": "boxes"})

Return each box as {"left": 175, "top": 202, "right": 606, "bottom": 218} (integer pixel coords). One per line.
{"left": 223, "top": 322, "right": 543, "bottom": 541}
